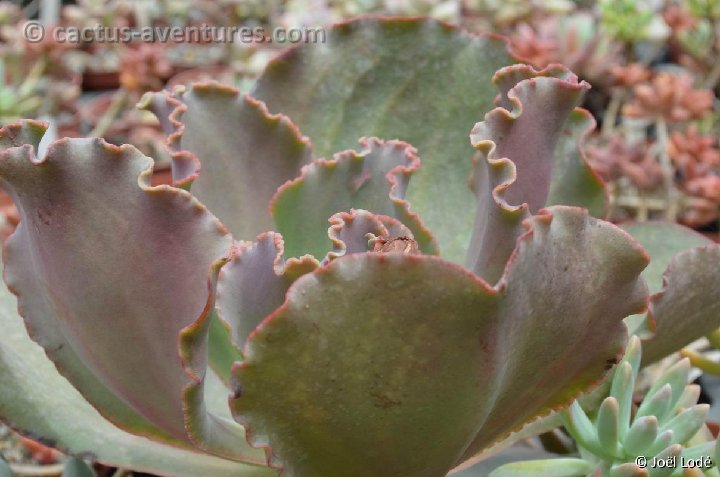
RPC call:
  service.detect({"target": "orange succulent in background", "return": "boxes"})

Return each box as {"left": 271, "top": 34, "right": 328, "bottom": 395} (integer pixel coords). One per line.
{"left": 669, "top": 125, "right": 720, "bottom": 174}
{"left": 623, "top": 72, "right": 713, "bottom": 121}
{"left": 663, "top": 3, "right": 698, "bottom": 35}
{"left": 610, "top": 62, "right": 652, "bottom": 88}
{"left": 587, "top": 134, "right": 664, "bottom": 191}
{"left": 508, "top": 22, "right": 558, "bottom": 68}
{"left": 669, "top": 126, "right": 720, "bottom": 225}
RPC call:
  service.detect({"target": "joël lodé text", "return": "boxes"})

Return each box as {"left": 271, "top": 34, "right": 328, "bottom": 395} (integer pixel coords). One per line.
{"left": 638, "top": 455, "right": 714, "bottom": 469}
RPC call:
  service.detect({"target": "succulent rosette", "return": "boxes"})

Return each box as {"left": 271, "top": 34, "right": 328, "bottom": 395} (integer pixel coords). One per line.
{"left": 0, "top": 18, "right": 718, "bottom": 477}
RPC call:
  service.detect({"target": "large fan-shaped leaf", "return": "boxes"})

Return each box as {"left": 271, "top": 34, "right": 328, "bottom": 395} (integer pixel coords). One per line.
{"left": 140, "top": 82, "right": 312, "bottom": 240}
{"left": 230, "top": 206, "right": 648, "bottom": 477}
{"left": 0, "top": 244, "right": 273, "bottom": 477}
{"left": 622, "top": 222, "right": 720, "bottom": 363}
{"left": 0, "top": 121, "right": 260, "bottom": 463}
{"left": 216, "top": 209, "right": 415, "bottom": 355}
{"left": 252, "top": 17, "right": 513, "bottom": 261}
{"left": 271, "top": 137, "right": 437, "bottom": 259}
{"left": 467, "top": 64, "right": 597, "bottom": 283}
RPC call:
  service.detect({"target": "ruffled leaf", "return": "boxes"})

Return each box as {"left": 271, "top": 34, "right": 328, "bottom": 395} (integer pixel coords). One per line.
{"left": 467, "top": 64, "right": 593, "bottom": 283}
{"left": 0, "top": 248, "right": 274, "bottom": 477}
{"left": 140, "top": 82, "right": 312, "bottom": 240}
{"left": 216, "top": 233, "right": 319, "bottom": 350}
{"left": 230, "top": 206, "right": 648, "bottom": 477}
{"left": 252, "top": 17, "right": 513, "bottom": 262}
{"left": 271, "top": 137, "right": 437, "bottom": 259}
{"left": 0, "top": 121, "right": 261, "bottom": 463}
{"left": 621, "top": 222, "right": 720, "bottom": 363}
{"left": 325, "top": 209, "right": 415, "bottom": 262}
{"left": 215, "top": 210, "right": 412, "bottom": 354}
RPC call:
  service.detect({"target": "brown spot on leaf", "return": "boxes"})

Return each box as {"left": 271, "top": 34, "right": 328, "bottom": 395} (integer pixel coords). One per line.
{"left": 37, "top": 207, "right": 52, "bottom": 225}
{"left": 372, "top": 236, "right": 419, "bottom": 254}
{"left": 604, "top": 357, "right": 618, "bottom": 371}
{"left": 369, "top": 390, "right": 402, "bottom": 409}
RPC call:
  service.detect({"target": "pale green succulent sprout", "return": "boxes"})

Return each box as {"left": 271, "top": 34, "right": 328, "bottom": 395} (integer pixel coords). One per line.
{"left": 490, "top": 336, "right": 719, "bottom": 477}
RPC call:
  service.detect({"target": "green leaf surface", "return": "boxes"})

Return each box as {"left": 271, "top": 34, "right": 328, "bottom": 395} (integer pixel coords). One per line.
{"left": 0, "top": 121, "right": 262, "bottom": 463}
{"left": 252, "top": 17, "right": 513, "bottom": 262}
{"left": 546, "top": 108, "right": 606, "bottom": 217}
{"left": 271, "top": 138, "right": 437, "bottom": 258}
{"left": 597, "top": 397, "right": 620, "bottom": 453}
{"left": 140, "top": 82, "right": 312, "bottom": 240}
{"left": 0, "top": 248, "right": 274, "bottom": 477}
{"left": 207, "top": 311, "right": 244, "bottom": 384}
{"left": 487, "top": 458, "right": 594, "bottom": 477}
{"left": 624, "top": 416, "right": 659, "bottom": 456}
{"left": 448, "top": 446, "right": 562, "bottom": 476}
{"left": 0, "top": 457, "right": 10, "bottom": 477}
{"left": 231, "top": 206, "right": 648, "bottom": 477}
{"left": 660, "top": 405, "right": 709, "bottom": 446}
{"left": 61, "top": 458, "right": 97, "bottom": 477}
{"left": 621, "top": 222, "right": 720, "bottom": 363}
{"left": 621, "top": 222, "right": 713, "bottom": 295}
{"left": 648, "top": 445, "right": 681, "bottom": 477}
{"left": 609, "top": 463, "right": 647, "bottom": 477}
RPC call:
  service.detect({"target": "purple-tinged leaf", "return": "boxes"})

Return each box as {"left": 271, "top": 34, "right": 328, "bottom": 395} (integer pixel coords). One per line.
{"left": 622, "top": 222, "right": 720, "bottom": 363}
{"left": 325, "top": 209, "right": 414, "bottom": 262}
{"left": 0, "top": 121, "right": 261, "bottom": 463}
{"left": 139, "top": 82, "right": 312, "bottom": 240}
{"left": 271, "top": 137, "right": 438, "bottom": 259}
{"left": 466, "top": 64, "right": 592, "bottom": 283}
{"left": 216, "top": 233, "right": 319, "bottom": 350}
{"left": 230, "top": 206, "right": 648, "bottom": 477}
{"left": 0, "top": 249, "right": 274, "bottom": 477}
{"left": 252, "top": 17, "right": 513, "bottom": 262}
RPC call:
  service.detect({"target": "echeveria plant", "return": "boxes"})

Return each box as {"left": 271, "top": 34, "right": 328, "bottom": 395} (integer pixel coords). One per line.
{"left": 490, "top": 336, "right": 718, "bottom": 477}
{"left": 0, "top": 17, "right": 718, "bottom": 477}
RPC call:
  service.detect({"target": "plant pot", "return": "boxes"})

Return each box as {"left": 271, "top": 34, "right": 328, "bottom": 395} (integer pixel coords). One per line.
{"left": 82, "top": 70, "right": 121, "bottom": 91}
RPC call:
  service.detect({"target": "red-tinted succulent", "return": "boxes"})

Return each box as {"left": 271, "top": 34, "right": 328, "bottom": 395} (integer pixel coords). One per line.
{"left": 610, "top": 62, "right": 652, "bottom": 88}
{"left": 588, "top": 135, "right": 664, "bottom": 191}
{"left": 119, "top": 44, "right": 173, "bottom": 94}
{"left": 623, "top": 72, "right": 714, "bottom": 121}
{"left": 663, "top": 3, "right": 698, "bottom": 35}
{"left": 669, "top": 126, "right": 720, "bottom": 225}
